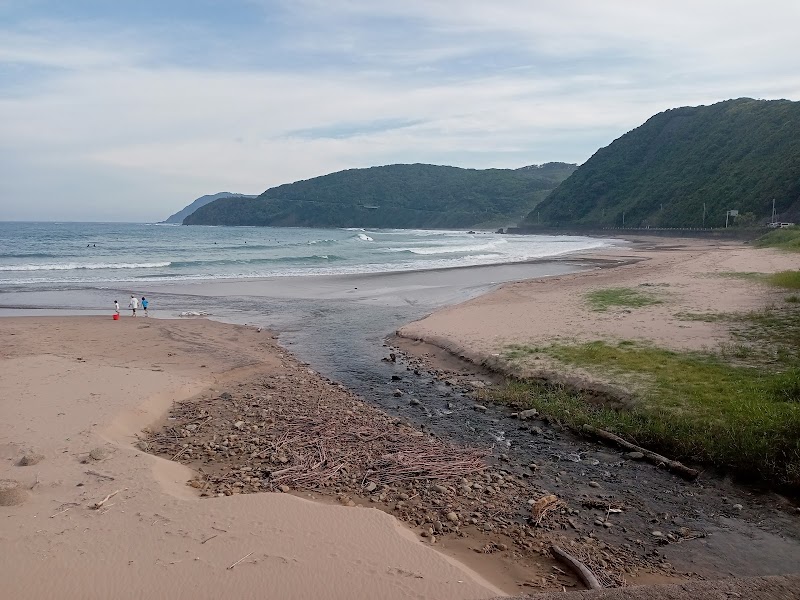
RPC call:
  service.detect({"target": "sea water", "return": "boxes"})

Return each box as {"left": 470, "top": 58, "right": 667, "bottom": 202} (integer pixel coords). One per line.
{"left": 0, "top": 222, "right": 611, "bottom": 288}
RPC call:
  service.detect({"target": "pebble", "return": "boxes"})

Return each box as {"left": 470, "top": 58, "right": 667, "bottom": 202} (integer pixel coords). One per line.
{"left": 88, "top": 448, "right": 108, "bottom": 461}
{"left": 446, "top": 512, "right": 458, "bottom": 522}
{"left": 518, "top": 409, "right": 538, "bottom": 420}
{"left": 473, "top": 405, "right": 487, "bottom": 412}
{"left": 588, "top": 481, "right": 601, "bottom": 488}
{"left": 651, "top": 530, "right": 663, "bottom": 537}
{"left": 409, "top": 398, "right": 421, "bottom": 406}
{"left": 393, "top": 389, "right": 404, "bottom": 397}
{"left": 732, "top": 503, "right": 743, "bottom": 511}
{"left": 627, "top": 451, "right": 645, "bottom": 460}
{"left": 365, "top": 482, "right": 377, "bottom": 493}
{"left": 432, "top": 484, "right": 447, "bottom": 494}
{"left": 279, "top": 485, "right": 291, "bottom": 493}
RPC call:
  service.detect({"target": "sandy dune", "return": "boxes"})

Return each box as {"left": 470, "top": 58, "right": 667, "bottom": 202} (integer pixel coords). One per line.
{"left": 0, "top": 317, "right": 501, "bottom": 600}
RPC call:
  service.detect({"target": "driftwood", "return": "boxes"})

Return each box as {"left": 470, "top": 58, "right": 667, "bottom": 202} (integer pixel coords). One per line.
{"left": 227, "top": 551, "right": 254, "bottom": 570}
{"left": 550, "top": 545, "right": 602, "bottom": 590}
{"left": 582, "top": 424, "right": 699, "bottom": 480}
{"left": 89, "top": 488, "right": 127, "bottom": 510}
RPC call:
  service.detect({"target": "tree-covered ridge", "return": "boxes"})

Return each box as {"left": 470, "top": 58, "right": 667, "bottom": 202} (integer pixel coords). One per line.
{"left": 523, "top": 99, "right": 800, "bottom": 228}
{"left": 184, "top": 163, "right": 577, "bottom": 228}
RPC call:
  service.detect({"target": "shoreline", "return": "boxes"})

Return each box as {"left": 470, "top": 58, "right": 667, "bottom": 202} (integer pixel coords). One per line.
{"left": 3, "top": 235, "right": 799, "bottom": 597}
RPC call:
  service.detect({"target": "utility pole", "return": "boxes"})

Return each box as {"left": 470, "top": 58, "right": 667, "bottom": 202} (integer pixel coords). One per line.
{"left": 703, "top": 203, "right": 706, "bottom": 228}
{"left": 622, "top": 212, "right": 625, "bottom": 227}
{"left": 772, "top": 198, "right": 776, "bottom": 225}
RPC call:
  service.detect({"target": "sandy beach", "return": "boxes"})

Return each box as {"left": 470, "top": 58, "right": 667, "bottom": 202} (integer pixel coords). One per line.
{"left": 2, "top": 235, "right": 799, "bottom": 599}
{"left": 0, "top": 317, "right": 504, "bottom": 600}
{"left": 399, "top": 237, "right": 799, "bottom": 382}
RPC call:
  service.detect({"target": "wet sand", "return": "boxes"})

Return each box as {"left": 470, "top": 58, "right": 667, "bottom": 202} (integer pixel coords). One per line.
{"left": 0, "top": 317, "right": 503, "bottom": 600}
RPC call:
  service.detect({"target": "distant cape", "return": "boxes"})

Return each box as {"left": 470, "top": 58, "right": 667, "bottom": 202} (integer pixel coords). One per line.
{"left": 162, "top": 192, "right": 257, "bottom": 224}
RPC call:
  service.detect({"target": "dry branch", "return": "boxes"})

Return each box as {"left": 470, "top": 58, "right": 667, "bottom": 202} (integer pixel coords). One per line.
{"left": 89, "top": 488, "right": 127, "bottom": 510}
{"left": 582, "top": 424, "right": 699, "bottom": 480}
{"left": 551, "top": 545, "right": 602, "bottom": 590}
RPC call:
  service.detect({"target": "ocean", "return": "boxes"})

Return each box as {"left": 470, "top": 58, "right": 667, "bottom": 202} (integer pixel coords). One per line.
{"left": 0, "top": 221, "right": 618, "bottom": 469}
{"left": 0, "top": 222, "right": 612, "bottom": 288}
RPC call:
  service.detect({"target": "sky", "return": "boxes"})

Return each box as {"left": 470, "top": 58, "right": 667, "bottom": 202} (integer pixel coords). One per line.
{"left": 1, "top": 1, "right": 798, "bottom": 222}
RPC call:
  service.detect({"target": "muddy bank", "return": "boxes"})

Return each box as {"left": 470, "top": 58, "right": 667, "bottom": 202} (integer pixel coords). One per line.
{"left": 385, "top": 335, "right": 800, "bottom": 581}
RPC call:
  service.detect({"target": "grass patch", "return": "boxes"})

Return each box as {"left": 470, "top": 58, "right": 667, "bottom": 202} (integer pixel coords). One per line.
{"left": 585, "top": 287, "right": 662, "bottom": 312}
{"left": 493, "top": 341, "right": 800, "bottom": 489}
{"left": 766, "top": 271, "right": 800, "bottom": 289}
{"left": 716, "top": 271, "right": 766, "bottom": 282}
{"left": 787, "top": 295, "right": 800, "bottom": 303}
{"left": 756, "top": 227, "right": 800, "bottom": 252}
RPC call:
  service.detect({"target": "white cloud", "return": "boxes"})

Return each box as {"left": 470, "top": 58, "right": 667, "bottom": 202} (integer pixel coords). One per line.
{"left": 1, "top": 2, "right": 799, "bottom": 221}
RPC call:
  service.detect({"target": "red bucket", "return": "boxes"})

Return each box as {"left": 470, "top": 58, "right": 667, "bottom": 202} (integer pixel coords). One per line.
{"left": 113, "top": 313, "right": 120, "bottom": 320}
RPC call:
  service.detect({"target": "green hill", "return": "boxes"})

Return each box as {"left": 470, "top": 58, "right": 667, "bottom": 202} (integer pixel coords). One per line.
{"left": 522, "top": 98, "right": 800, "bottom": 228}
{"left": 184, "top": 162, "right": 576, "bottom": 228}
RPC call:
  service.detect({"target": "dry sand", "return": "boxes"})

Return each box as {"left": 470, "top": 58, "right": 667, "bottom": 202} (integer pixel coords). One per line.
{"left": 0, "top": 317, "right": 503, "bottom": 600}
{"left": 399, "top": 237, "right": 799, "bottom": 376}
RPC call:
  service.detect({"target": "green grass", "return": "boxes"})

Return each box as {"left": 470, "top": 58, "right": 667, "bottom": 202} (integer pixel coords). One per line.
{"left": 787, "top": 295, "right": 800, "bottom": 303}
{"left": 756, "top": 227, "right": 800, "bottom": 252}
{"left": 767, "top": 271, "right": 800, "bottom": 289}
{"left": 495, "top": 341, "right": 800, "bottom": 489}
{"left": 585, "top": 287, "right": 663, "bottom": 312}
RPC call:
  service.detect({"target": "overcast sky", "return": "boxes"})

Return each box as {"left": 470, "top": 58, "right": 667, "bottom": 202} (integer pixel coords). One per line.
{"left": 1, "top": 1, "right": 798, "bottom": 222}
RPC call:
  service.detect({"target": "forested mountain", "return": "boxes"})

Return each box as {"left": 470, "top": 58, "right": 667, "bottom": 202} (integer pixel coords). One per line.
{"left": 183, "top": 163, "right": 577, "bottom": 228}
{"left": 522, "top": 98, "right": 800, "bottom": 228}
{"left": 162, "top": 192, "right": 256, "bottom": 223}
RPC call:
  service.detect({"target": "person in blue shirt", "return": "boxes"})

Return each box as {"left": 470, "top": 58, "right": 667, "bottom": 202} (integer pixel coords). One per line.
{"left": 141, "top": 297, "right": 149, "bottom": 317}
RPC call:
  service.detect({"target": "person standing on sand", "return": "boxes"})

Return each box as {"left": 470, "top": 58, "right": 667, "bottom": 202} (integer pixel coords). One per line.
{"left": 114, "top": 300, "right": 120, "bottom": 315}
{"left": 141, "top": 296, "right": 149, "bottom": 316}
{"left": 129, "top": 295, "right": 138, "bottom": 317}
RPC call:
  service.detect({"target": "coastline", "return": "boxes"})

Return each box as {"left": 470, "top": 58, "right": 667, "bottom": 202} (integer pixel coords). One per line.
{"left": 3, "top": 234, "right": 799, "bottom": 598}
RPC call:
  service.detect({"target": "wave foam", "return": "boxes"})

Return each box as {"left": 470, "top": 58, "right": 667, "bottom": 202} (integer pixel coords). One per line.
{"left": 0, "top": 261, "right": 171, "bottom": 272}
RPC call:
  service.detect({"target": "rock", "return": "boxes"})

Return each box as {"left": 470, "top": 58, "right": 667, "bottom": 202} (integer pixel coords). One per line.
{"left": 233, "top": 421, "right": 245, "bottom": 430}
{"left": 732, "top": 503, "right": 743, "bottom": 511}
{"left": 627, "top": 451, "right": 645, "bottom": 460}
{"left": 88, "top": 447, "right": 108, "bottom": 461}
{"left": 365, "top": 482, "right": 377, "bottom": 493}
{"left": 473, "top": 405, "right": 487, "bottom": 412}
{"left": 497, "top": 543, "right": 508, "bottom": 551}
{"left": 446, "top": 512, "right": 458, "bottom": 522}
{"left": 588, "top": 481, "right": 601, "bottom": 488}
{"left": 0, "top": 479, "right": 27, "bottom": 506}
{"left": 432, "top": 484, "right": 447, "bottom": 494}
{"left": 651, "top": 530, "right": 663, "bottom": 537}
{"left": 279, "top": 485, "right": 291, "bottom": 493}
{"left": 18, "top": 453, "right": 44, "bottom": 466}
{"left": 409, "top": 398, "right": 420, "bottom": 406}
{"left": 393, "top": 389, "right": 404, "bottom": 397}
{"left": 391, "top": 375, "right": 402, "bottom": 381}
{"left": 518, "top": 409, "right": 538, "bottom": 420}
{"left": 469, "top": 380, "right": 486, "bottom": 389}
{"left": 530, "top": 426, "right": 543, "bottom": 435}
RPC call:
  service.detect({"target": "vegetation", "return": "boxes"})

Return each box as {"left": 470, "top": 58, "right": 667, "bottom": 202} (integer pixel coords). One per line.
{"left": 522, "top": 98, "right": 800, "bottom": 228}
{"left": 767, "top": 271, "right": 800, "bottom": 289}
{"left": 184, "top": 163, "right": 577, "bottom": 228}
{"left": 584, "top": 287, "right": 663, "bottom": 311}
{"left": 756, "top": 227, "right": 800, "bottom": 252}
{"left": 163, "top": 192, "right": 256, "bottom": 224}
{"left": 496, "top": 340, "right": 800, "bottom": 488}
